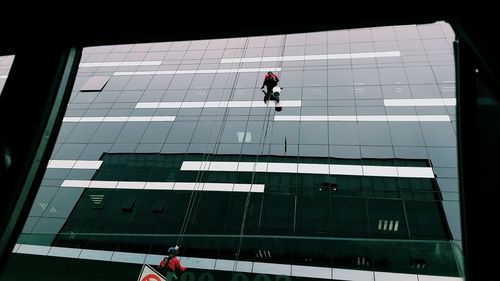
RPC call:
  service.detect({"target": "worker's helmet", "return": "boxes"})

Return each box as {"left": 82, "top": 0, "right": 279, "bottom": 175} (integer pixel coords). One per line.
{"left": 167, "top": 247, "right": 175, "bottom": 255}
{"left": 167, "top": 246, "right": 179, "bottom": 255}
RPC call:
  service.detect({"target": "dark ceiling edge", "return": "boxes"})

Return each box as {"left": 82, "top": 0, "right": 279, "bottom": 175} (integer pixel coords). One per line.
{"left": 0, "top": 13, "right": 449, "bottom": 53}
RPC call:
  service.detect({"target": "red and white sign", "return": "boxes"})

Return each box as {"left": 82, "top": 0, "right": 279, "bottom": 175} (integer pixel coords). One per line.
{"left": 137, "top": 264, "right": 166, "bottom": 281}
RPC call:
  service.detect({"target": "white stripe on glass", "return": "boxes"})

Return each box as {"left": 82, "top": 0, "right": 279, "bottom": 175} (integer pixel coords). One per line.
{"left": 111, "top": 252, "right": 147, "bottom": 264}
{"left": 220, "top": 51, "right": 401, "bottom": 63}
{"left": 48, "top": 247, "right": 82, "bottom": 258}
{"left": 180, "top": 161, "right": 435, "bottom": 178}
{"left": 136, "top": 100, "right": 301, "bottom": 109}
{"left": 62, "top": 116, "right": 176, "bottom": 122}
{"left": 292, "top": 265, "right": 332, "bottom": 279}
{"left": 418, "top": 275, "right": 464, "bottom": 281}
{"left": 0, "top": 75, "right": 7, "bottom": 79}
{"left": 274, "top": 115, "right": 451, "bottom": 122}
{"left": 13, "top": 244, "right": 462, "bottom": 281}
{"left": 254, "top": 262, "right": 290, "bottom": 275}
{"left": 79, "top": 61, "right": 162, "bottom": 68}
{"left": 215, "top": 259, "right": 253, "bottom": 273}
{"left": 384, "top": 98, "right": 456, "bottom": 107}
{"left": 61, "top": 180, "right": 265, "bottom": 193}
{"left": 374, "top": 271, "right": 417, "bottom": 281}
{"left": 113, "top": 67, "right": 281, "bottom": 76}
{"left": 17, "top": 244, "right": 51, "bottom": 255}
{"left": 47, "top": 160, "right": 102, "bottom": 169}
{"left": 333, "top": 268, "right": 374, "bottom": 281}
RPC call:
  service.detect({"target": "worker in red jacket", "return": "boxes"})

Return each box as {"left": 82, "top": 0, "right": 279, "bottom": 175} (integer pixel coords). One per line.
{"left": 260, "top": 71, "right": 279, "bottom": 95}
{"left": 165, "top": 245, "right": 187, "bottom": 281}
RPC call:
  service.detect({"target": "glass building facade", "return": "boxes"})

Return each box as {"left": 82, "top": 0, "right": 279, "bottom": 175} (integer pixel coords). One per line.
{"left": 1, "top": 22, "right": 462, "bottom": 281}
{"left": 0, "top": 55, "right": 14, "bottom": 93}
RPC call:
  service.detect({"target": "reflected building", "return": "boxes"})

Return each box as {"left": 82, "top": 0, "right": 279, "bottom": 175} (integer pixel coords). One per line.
{"left": 3, "top": 22, "right": 462, "bottom": 281}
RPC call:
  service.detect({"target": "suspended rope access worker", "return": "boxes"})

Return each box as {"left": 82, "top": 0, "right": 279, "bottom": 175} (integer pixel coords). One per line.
{"left": 260, "top": 71, "right": 281, "bottom": 103}
{"left": 158, "top": 245, "right": 187, "bottom": 281}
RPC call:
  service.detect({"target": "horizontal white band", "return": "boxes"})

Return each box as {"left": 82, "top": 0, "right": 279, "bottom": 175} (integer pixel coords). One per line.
{"left": 221, "top": 51, "right": 401, "bottom": 63}
{"left": 384, "top": 98, "right": 456, "bottom": 107}
{"left": 62, "top": 116, "right": 176, "bottom": 122}
{"left": 47, "top": 160, "right": 102, "bottom": 169}
{"left": 113, "top": 67, "right": 281, "bottom": 76}
{"left": 136, "top": 100, "right": 301, "bottom": 109}
{"left": 61, "top": 180, "right": 264, "bottom": 193}
{"left": 79, "top": 61, "right": 162, "bottom": 67}
{"left": 180, "top": 161, "right": 435, "bottom": 178}
{"left": 274, "top": 115, "right": 451, "bottom": 122}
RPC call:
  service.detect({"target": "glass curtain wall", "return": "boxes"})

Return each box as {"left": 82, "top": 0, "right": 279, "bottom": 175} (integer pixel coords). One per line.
{"left": 2, "top": 22, "right": 461, "bottom": 281}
